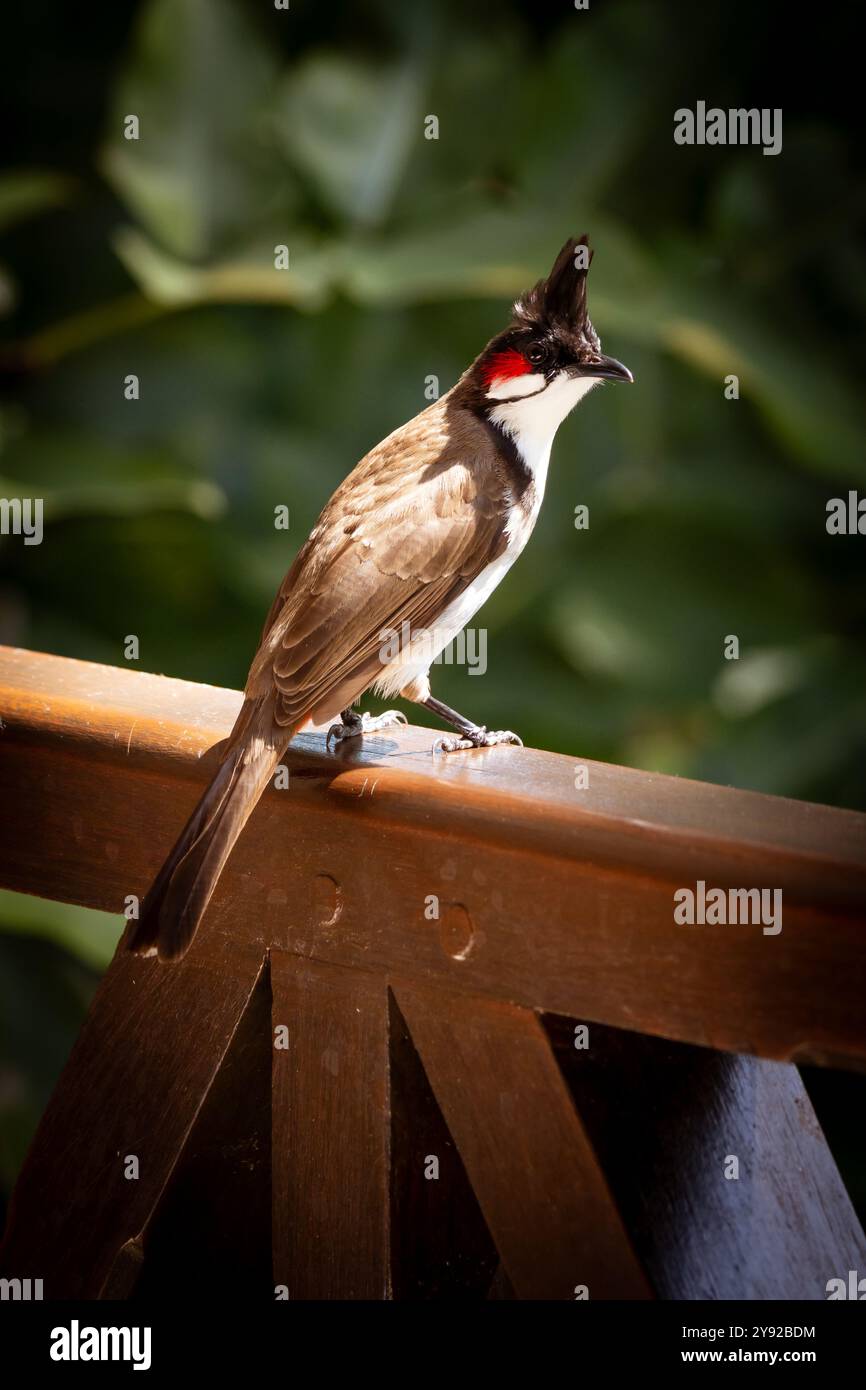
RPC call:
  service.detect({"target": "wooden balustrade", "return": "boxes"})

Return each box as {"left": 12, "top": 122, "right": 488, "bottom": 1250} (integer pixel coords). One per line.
{"left": 0, "top": 644, "right": 864, "bottom": 1299}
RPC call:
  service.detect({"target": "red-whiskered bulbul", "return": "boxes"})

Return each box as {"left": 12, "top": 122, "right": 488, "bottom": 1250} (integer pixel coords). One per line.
{"left": 129, "top": 235, "right": 632, "bottom": 961}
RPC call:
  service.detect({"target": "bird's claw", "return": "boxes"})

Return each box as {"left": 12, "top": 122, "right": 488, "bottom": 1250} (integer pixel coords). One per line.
{"left": 327, "top": 709, "right": 407, "bottom": 746}
{"left": 433, "top": 727, "right": 523, "bottom": 754}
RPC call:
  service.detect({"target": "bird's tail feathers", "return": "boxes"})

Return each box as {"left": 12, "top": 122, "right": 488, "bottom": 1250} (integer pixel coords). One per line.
{"left": 128, "top": 702, "right": 291, "bottom": 962}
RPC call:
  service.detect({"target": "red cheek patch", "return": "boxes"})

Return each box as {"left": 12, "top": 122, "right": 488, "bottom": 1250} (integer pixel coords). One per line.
{"left": 481, "top": 348, "right": 531, "bottom": 387}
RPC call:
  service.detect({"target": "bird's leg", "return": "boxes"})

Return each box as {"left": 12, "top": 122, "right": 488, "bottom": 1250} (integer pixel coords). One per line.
{"left": 326, "top": 704, "right": 407, "bottom": 746}
{"left": 421, "top": 694, "right": 523, "bottom": 754}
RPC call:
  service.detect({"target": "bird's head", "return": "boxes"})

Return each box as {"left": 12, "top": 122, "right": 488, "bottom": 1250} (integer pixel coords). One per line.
{"left": 470, "top": 235, "right": 632, "bottom": 439}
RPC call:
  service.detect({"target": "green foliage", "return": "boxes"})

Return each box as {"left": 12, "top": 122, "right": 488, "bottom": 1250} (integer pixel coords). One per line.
{"left": 101, "top": 0, "right": 288, "bottom": 262}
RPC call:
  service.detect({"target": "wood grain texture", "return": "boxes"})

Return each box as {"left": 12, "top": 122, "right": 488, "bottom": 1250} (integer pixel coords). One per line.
{"left": 544, "top": 1015, "right": 866, "bottom": 1299}
{"left": 0, "top": 942, "right": 265, "bottom": 1298}
{"left": 271, "top": 954, "right": 391, "bottom": 1299}
{"left": 3, "top": 646, "right": 864, "bottom": 1301}
{"left": 392, "top": 980, "right": 651, "bottom": 1300}
{"left": 0, "top": 645, "right": 863, "bottom": 1066}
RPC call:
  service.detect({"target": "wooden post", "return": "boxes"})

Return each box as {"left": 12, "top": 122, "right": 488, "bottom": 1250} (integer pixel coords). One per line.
{"left": 271, "top": 955, "right": 391, "bottom": 1299}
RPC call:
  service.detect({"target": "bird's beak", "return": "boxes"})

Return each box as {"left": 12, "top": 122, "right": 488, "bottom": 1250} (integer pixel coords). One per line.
{"left": 582, "top": 354, "right": 634, "bottom": 383}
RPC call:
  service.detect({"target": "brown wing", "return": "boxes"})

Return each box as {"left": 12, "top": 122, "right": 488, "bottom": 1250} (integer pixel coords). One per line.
{"left": 246, "top": 397, "right": 511, "bottom": 726}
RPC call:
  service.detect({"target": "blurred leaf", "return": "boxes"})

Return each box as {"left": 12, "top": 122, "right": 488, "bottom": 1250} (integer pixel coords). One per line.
{"left": 275, "top": 53, "right": 425, "bottom": 227}
{"left": 547, "top": 517, "right": 819, "bottom": 700}
{"left": 341, "top": 212, "right": 646, "bottom": 307}
{"left": 0, "top": 463, "right": 226, "bottom": 523}
{"left": 340, "top": 206, "right": 546, "bottom": 304}
{"left": 101, "top": 0, "right": 289, "bottom": 260}
{"left": 711, "top": 643, "right": 815, "bottom": 718}
{"left": 0, "top": 933, "right": 101, "bottom": 1191}
{"left": 0, "top": 169, "right": 76, "bottom": 319}
{"left": 0, "top": 170, "right": 75, "bottom": 232}
{"left": 113, "top": 225, "right": 335, "bottom": 308}
{"left": 510, "top": 24, "right": 654, "bottom": 208}
{"left": 693, "top": 658, "right": 866, "bottom": 803}
{"left": 0, "top": 891, "right": 121, "bottom": 971}
{"left": 660, "top": 296, "right": 866, "bottom": 485}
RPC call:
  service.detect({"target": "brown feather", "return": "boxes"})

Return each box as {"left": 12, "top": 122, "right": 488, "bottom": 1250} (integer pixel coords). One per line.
{"left": 247, "top": 391, "right": 512, "bottom": 727}
{"left": 129, "top": 698, "right": 292, "bottom": 960}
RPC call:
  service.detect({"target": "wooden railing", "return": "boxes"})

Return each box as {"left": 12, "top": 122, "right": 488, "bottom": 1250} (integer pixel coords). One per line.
{"left": 0, "top": 644, "right": 864, "bottom": 1299}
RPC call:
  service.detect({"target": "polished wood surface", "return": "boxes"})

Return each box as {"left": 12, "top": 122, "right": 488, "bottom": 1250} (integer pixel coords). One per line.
{"left": 0, "top": 644, "right": 863, "bottom": 1065}
{"left": 0, "top": 644, "right": 864, "bottom": 1299}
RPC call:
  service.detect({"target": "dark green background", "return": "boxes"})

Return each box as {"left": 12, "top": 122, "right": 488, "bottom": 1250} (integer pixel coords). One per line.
{"left": 1, "top": 1, "right": 864, "bottom": 1229}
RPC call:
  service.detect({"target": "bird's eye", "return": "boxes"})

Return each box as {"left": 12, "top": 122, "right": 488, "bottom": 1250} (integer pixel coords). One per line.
{"left": 526, "top": 343, "right": 548, "bottom": 367}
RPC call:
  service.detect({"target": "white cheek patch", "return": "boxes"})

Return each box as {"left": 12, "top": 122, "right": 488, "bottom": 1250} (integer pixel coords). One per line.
{"left": 485, "top": 371, "right": 546, "bottom": 401}
{"left": 487, "top": 370, "right": 601, "bottom": 489}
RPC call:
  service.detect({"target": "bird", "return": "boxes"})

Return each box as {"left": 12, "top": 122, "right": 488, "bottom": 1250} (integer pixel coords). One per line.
{"left": 128, "top": 234, "right": 633, "bottom": 962}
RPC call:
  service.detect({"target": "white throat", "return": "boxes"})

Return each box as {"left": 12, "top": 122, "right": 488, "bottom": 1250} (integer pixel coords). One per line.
{"left": 486, "top": 370, "right": 599, "bottom": 488}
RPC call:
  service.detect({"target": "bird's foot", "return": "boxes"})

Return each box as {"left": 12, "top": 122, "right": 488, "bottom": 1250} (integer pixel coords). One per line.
{"left": 433, "top": 725, "right": 523, "bottom": 754}
{"left": 326, "top": 709, "right": 407, "bottom": 746}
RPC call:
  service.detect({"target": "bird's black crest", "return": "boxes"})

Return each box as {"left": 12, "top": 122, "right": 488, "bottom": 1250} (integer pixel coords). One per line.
{"left": 513, "top": 235, "right": 593, "bottom": 330}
